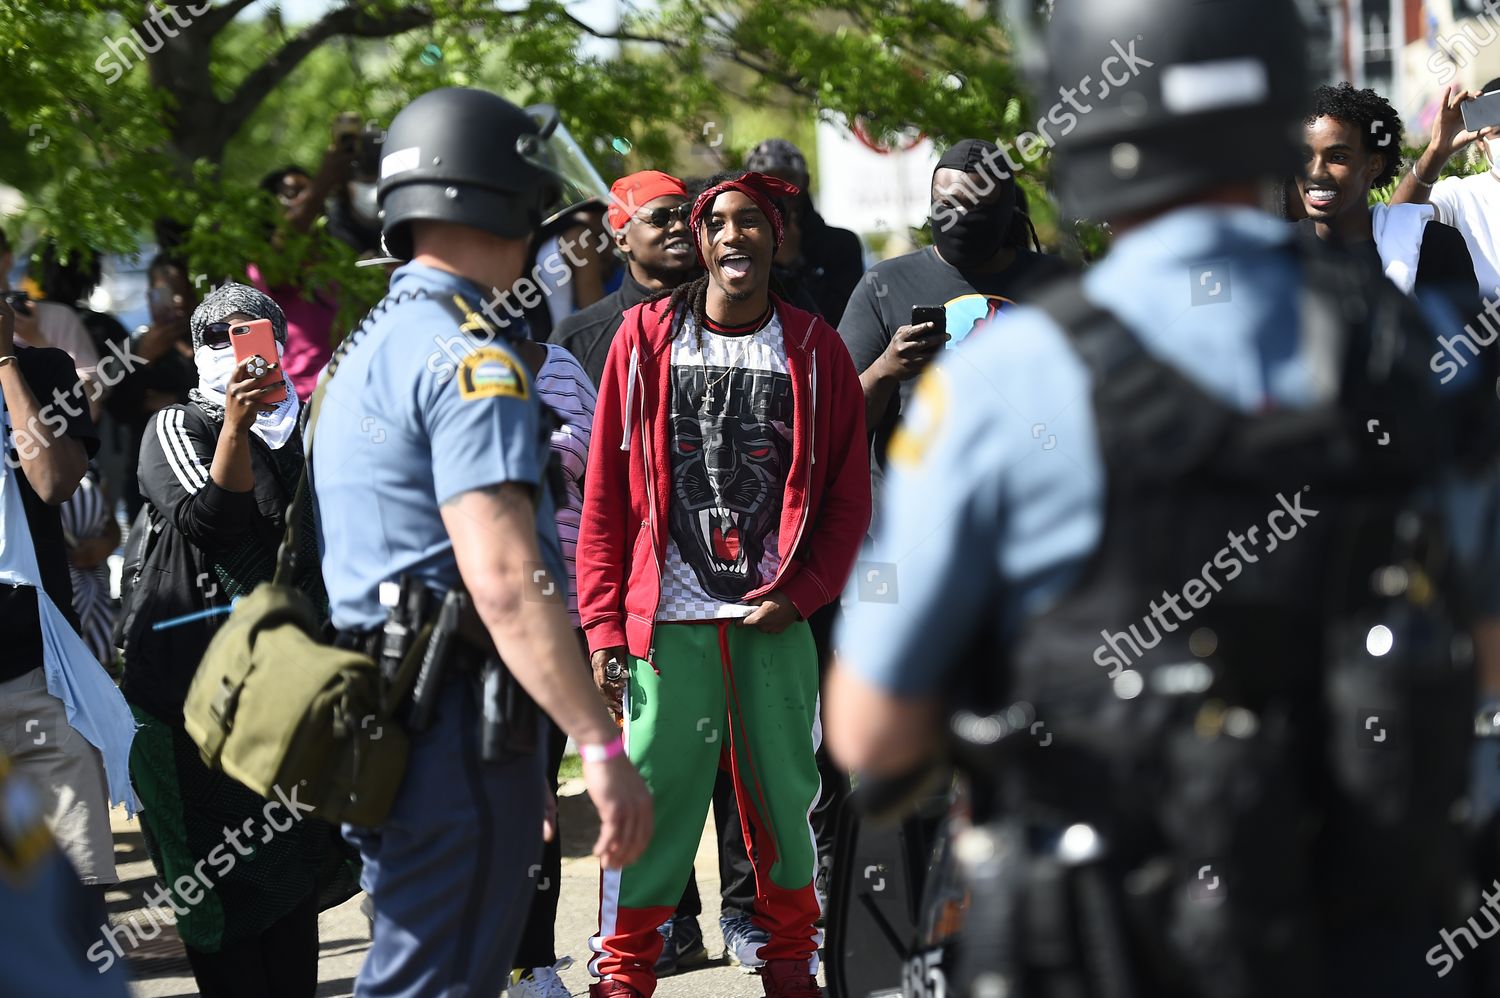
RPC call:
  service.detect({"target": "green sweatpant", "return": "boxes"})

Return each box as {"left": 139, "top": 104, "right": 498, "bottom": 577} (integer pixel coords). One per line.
{"left": 590, "top": 619, "right": 823, "bottom": 994}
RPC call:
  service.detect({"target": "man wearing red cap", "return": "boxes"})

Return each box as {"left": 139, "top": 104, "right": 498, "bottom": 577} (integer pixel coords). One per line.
{"left": 578, "top": 172, "right": 871, "bottom": 998}
{"left": 549, "top": 170, "right": 698, "bottom": 387}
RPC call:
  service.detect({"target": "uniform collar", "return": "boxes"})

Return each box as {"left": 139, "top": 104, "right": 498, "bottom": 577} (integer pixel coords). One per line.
{"left": 389, "top": 261, "right": 535, "bottom": 339}
{"left": 1102, "top": 205, "right": 1294, "bottom": 270}
{"left": 390, "top": 261, "right": 493, "bottom": 307}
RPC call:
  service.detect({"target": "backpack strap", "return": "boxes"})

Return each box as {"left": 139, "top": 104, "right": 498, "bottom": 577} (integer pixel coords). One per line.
{"left": 1027, "top": 252, "right": 1377, "bottom": 489}
{"left": 1028, "top": 275, "right": 1236, "bottom": 482}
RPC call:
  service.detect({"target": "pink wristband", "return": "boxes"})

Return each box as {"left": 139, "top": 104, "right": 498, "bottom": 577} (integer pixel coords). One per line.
{"left": 579, "top": 736, "right": 625, "bottom": 763}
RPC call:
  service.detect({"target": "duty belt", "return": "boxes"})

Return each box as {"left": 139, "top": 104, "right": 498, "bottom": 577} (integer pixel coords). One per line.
{"left": 337, "top": 579, "right": 539, "bottom": 763}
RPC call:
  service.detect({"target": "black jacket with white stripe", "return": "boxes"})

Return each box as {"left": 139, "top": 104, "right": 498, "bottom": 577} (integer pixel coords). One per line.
{"left": 120, "top": 402, "right": 297, "bottom": 725}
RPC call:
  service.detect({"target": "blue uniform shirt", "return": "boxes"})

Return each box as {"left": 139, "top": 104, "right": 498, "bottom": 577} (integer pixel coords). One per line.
{"left": 312, "top": 262, "right": 564, "bottom": 630}
{"left": 837, "top": 205, "right": 1500, "bottom": 697}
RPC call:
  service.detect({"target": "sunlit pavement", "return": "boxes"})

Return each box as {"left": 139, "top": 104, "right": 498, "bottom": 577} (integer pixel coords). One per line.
{"left": 115, "top": 777, "right": 811, "bottom": 997}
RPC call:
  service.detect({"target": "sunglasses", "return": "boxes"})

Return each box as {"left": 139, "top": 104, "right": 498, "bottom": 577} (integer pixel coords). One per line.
{"left": 634, "top": 204, "right": 692, "bottom": 228}
{"left": 202, "top": 321, "right": 235, "bottom": 349}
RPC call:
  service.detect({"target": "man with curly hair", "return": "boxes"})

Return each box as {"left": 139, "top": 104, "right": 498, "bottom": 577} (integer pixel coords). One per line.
{"left": 1297, "top": 82, "right": 1479, "bottom": 311}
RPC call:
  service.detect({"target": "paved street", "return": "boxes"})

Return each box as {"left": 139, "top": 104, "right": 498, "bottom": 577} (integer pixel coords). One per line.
{"left": 116, "top": 776, "right": 806, "bottom": 997}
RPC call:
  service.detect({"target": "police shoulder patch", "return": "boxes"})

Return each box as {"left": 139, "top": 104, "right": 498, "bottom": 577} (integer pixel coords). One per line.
{"left": 457, "top": 347, "right": 529, "bottom": 402}
{"left": 887, "top": 367, "right": 949, "bottom": 469}
{"left": 0, "top": 755, "right": 54, "bottom": 880}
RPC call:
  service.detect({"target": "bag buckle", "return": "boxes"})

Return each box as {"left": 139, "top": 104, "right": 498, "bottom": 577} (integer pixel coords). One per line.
{"left": 210, "top": 678, "right": 240, "bottom": 729}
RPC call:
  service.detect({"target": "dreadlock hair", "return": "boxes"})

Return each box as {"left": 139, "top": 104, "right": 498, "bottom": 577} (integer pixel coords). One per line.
{"left": 1007, "top": 186, "right": 1043, "bottom": 253}
{"left": 652, "top": 171, "right": 791, "bottom": 347}
{"left": 1308, "top": 82, "right": 1404, "bottom": 190}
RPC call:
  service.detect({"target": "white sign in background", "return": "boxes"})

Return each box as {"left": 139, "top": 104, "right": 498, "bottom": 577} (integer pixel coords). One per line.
{"left": 814, "top": 118, "right": 939, "bottom": 236}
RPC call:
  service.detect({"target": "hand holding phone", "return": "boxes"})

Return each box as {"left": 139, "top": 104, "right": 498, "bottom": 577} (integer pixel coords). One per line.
{"left": 1461, "top": 90, "right": 1500, "bottom": 135}
{"left": 910, "top": 305, "right": 947, "bottom": 338}
{"left": 879, "top": 305, "right": 950, "bottom": 382}
{"left": 333, "top": 112, "right": 362, "bottom": 155}
{"left": 229, "top": 319, "right": 287, "bottom": 405}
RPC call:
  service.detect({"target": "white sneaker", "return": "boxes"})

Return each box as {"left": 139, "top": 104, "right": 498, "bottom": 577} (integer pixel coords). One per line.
{"left": 508, "top": 955, "right": 574, "bottom": 997}
{"left": 721, "top": 912, "right": 769, "bottom": 973}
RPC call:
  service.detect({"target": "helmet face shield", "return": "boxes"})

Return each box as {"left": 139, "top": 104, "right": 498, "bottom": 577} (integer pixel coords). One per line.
{"left": 523, "top": 104, "right": 611, "bottom": 227}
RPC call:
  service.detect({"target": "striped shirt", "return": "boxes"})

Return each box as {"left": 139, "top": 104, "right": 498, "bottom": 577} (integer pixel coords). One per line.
{"left": 59, "top": 470, "right": 115, "bottom": 666}
{"left": 536, "top": 343, "right": 597, "bottom": 626}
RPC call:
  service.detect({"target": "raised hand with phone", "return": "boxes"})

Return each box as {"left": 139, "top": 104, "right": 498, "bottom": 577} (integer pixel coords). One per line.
{"left": 211, "top": 331, "right": 284, "bottom": 493}
{"left": 1394, "top": 82, "right": 1499, "bottom": 204}
{"left": 857, "top": 304, "right": 951, "bottom": 427}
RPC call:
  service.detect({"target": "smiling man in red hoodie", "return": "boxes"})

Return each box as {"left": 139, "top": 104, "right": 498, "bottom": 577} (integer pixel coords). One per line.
{"left": 578, "top": 171, "right": 870, "bottom": 998}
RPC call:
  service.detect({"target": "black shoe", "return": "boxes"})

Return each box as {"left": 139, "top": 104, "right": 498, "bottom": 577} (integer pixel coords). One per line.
{"left": 654, "top": 914, "right": 710, "bottom": 976}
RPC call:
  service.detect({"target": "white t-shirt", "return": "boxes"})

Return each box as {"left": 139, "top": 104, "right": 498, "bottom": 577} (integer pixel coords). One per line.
{"left": 17, "top": 301, "right": 101, "bottom": 384}
{"left": 535, "top": 236, "right": 576, "bottom": 329}
{"left": 657, "top": 313, "right": 794, "bottom": 621}
{"left": 1431, "top": 172, "right": 1500, "bottom": 303}
{"left": 535, "top": 342, "right": 596, "bottom": 626}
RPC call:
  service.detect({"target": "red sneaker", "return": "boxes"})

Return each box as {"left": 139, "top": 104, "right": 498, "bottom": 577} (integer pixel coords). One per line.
{"left": 589, "top": 981, "right": 644, "bottom": 998}
{"left": 760, "top": 958, "right": 822, "bottom": 997}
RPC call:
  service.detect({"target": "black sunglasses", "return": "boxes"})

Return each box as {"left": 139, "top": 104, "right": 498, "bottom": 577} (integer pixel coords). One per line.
{"left": 634, "top": 204, "right": 692, "bottom": 228}
{"left": 202, "top": 321, "right": 235, "bottom": 349}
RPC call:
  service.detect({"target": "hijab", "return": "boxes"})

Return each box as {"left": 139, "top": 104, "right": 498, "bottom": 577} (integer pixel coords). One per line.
{"left": 188, "top": 283, "right": 301, "bottom": 449}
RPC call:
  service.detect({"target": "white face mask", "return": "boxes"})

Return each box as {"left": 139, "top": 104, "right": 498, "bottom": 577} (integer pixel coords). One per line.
{"left": 195, "top": 341, "right": 240, "bottom": 395}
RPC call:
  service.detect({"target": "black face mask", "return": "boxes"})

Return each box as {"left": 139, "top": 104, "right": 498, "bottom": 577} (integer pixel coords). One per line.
{"left": 931, "top": 197, "right": 1014, "bottom": 271}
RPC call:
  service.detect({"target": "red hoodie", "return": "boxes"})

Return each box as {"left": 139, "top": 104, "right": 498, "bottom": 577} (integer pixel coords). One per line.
{"left": 577, "top": 296, "right": 872, "bottom": 659}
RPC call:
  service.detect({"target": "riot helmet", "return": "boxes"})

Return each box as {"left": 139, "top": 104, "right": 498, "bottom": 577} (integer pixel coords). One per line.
{"left": 1007, "top": 0, "right": 1320, "bottom": 221}
{"left": 377, "top": 88, "right": 565, "bottom": 259}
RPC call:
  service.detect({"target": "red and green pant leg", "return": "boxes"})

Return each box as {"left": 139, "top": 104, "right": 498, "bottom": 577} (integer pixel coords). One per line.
{"left": 589, "top": 619, "right": 823, "bottom": 996}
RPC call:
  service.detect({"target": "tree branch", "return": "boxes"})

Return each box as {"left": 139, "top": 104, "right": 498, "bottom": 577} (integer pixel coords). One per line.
{"left": 559, "top": 10, "right": 684, "bottom": 49}
{"left": 558, "top": 9, "right": 820, "bottom": 102}
{"left": 198, "top": 0, "right": 263, "bottom": 36}
{"left": 221, "top": 3, "right": 434, "bottom": 136}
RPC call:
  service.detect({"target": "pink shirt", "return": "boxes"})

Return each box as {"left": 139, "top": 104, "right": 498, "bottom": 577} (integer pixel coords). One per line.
{"left": 247, "top": 264, "right": 337, "bottom": 403}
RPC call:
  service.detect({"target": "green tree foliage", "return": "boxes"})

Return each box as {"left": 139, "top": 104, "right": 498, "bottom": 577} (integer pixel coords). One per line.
{"left": 0, "top": 0, "right": 1037, "bottom": 321}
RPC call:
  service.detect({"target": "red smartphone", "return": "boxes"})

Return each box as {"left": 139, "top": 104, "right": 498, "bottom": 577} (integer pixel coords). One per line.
{"left": 229, "top": 319, "right": 287, "bottom": 404}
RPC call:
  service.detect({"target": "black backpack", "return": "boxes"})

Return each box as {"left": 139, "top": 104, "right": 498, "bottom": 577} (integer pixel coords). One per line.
{"left": 929, "top": 235, "right": 1500, "bottom": 998}
{"left": 111, "top": 502, "right": 162, "bottom": 656}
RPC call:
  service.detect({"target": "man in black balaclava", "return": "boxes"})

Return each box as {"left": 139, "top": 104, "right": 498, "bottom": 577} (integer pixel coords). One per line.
{"left": 837, "top": 138, "right": 1069, "bottom": 481}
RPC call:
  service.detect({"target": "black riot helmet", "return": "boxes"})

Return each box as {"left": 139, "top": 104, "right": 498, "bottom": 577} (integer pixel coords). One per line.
{"left": 377, "top": 88, "right": 562, "bottom": 259}
{"left": 1007, "top": 0, "right": 1321, "bottom": 222}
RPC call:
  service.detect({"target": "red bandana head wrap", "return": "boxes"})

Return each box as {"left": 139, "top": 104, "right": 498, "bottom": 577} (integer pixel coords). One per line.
{"left": 688, "top": 171, "right": 802, "bottom": 266}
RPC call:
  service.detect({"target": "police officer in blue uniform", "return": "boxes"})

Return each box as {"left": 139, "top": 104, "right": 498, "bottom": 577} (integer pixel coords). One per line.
{"left": 0, "top": 752, "right": 129, "bottom": 996}
{"left": 310, "top": 87, "right": 651, "bottom": 997}
{"left": 826, "top": 1, "right": 1500, "bottom": 995}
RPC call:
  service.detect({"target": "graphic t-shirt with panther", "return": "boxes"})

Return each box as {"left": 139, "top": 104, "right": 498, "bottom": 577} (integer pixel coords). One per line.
{"left": 657, "top": 312, "right": 793, "bottom": 621}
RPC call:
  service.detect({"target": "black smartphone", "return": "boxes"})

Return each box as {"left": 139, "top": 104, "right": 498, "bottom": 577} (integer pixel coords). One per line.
{"left": 1461, "top": 90, "right": 1500, "bottom": 133}
{"left": 3, "top": 290, "right": 32, "bottom": 316}
{"left": 910, "top": 305, "right": 947, "bottom": 337}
